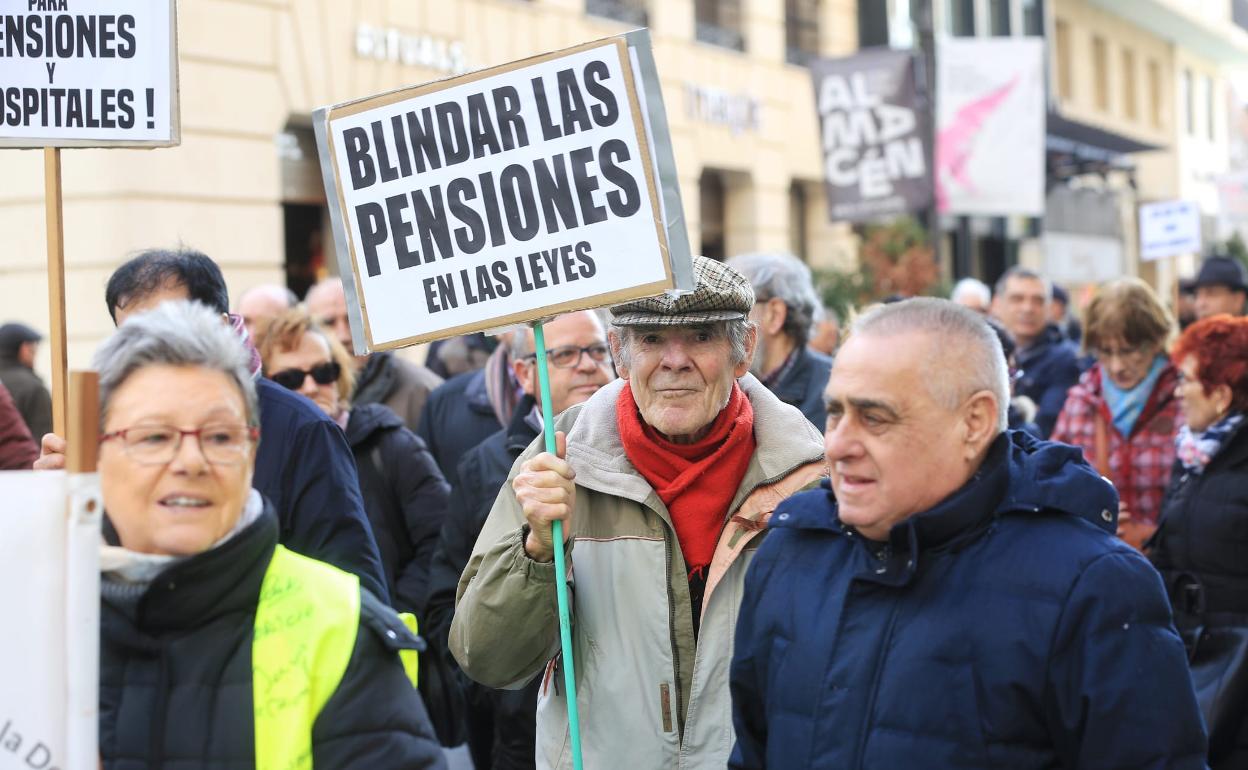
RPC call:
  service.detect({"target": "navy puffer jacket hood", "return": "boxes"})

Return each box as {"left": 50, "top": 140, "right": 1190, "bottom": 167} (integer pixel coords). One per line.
{"left": 730, "top": 431, "right": 1208, "bottom": 770}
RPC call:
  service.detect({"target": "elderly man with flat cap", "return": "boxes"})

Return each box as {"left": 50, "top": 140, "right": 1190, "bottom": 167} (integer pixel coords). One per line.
{"left": 450, "top": 256, "right": 826, "bottom": 769}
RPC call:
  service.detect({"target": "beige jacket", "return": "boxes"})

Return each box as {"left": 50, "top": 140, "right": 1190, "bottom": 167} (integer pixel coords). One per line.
{"left": 450, "top": 375, "right": 825, "bottom": 769}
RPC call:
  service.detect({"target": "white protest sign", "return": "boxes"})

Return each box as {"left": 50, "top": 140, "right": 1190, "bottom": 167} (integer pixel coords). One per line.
{"left": 0, "top": 470, "right": 101, "bottom": 770}
{"left": 315, "top": 35, "right": 689, "bottom": 351}
{"left": 1139, "top": 199, "right": 1202, "bottom": 261}
{"left": 0, "top": 0, "right": 179, "bottom": 147}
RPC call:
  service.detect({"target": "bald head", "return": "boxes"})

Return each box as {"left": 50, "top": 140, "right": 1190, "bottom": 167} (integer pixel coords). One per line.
{"left": 305, "top": 277, "right": 354, "bottom": 355}
{"left": 237, "top": 283, "right": 296, "bottom": 338}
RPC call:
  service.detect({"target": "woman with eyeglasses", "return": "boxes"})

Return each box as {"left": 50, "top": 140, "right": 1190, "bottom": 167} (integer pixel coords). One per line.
{"left": 1051, "top": 278, "right": 1180, "bottom": 550}
{"left": 256, "top": 307, "right": 449, "bottom": 622}
{"left": 1147, "top": 314, "right": 1248, "bottom": 770}
{"left": 95, "top": 301, "right": 444, "bottom": 769}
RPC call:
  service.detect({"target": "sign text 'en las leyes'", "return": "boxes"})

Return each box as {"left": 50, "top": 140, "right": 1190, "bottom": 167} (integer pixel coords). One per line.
{"left": 320, "top": 38, "right": 673, "bottom": 350}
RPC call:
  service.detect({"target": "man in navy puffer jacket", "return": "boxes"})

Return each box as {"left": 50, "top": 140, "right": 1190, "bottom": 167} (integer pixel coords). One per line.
{"left": 730, "top": 298, "right": 1207, "bottom": 770}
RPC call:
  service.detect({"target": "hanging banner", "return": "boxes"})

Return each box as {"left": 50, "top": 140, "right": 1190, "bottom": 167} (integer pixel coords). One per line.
{"left": 0, "top": 470, "right": 101, "bottom": 770}
{"left": 314, "top": 31, "right": 693, "bottom": 352}
{"left": 810, "top": 48, "right": 931, "bottom": 223}
{"left": 0, "top": 0, "right": 180, "bottom": 147}
{"left": 936, "top": 36, "right": 1044, "bottom": 216}
{"left": 1140, "top": 199, "right": 1202, "bottom": 261}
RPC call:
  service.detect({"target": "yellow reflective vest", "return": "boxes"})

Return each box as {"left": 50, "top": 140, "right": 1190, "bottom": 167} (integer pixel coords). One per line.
{"left": 252, "top": 545, "right": 420, "bottom": 770}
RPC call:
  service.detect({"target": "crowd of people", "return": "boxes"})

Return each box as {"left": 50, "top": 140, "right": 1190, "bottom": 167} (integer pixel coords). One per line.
{"left": 2, "top": 244, "right": 1247, "bottom": 769}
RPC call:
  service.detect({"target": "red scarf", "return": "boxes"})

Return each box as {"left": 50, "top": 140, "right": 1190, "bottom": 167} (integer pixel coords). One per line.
{"left": 617, "top": 381, "right": 756, "bottom": 579}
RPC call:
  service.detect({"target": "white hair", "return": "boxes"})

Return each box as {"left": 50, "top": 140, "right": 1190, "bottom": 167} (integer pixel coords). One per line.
{"left": 93, "top": 300, "right": 258, "bottom": 427}
{"left": 852, "top": 298, "right": 1009, "bottom": 432}
{"left": 726, "top": 252, "right": 821, "bottom": 346}
{"left": 950, "top": 277, "right": 991, "bottom": 307}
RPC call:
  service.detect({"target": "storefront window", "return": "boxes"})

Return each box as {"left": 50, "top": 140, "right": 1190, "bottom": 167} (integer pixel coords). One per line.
{"left": 785, "top": 0, "right": 820, "bottom": 65}
{"left": 696, "top": 0, "right": 746, "bottom": 52}
{"left": 700, "top": 170, "right": 727, "bottom": 261}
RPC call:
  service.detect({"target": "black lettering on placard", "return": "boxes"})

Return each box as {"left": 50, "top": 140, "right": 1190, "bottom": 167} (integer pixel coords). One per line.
{"left": 412, "top": 185, "right": 455, "bottom": 264}
{"left": 477, "top": 170, "right": 507, "bottom": 248}
{"left": 355, "top": 202, "right": 387, "bottom": 277}
{"left": 447, "top": 177, "right": 485, "bottom": 254}
{"left": 405, "top": 107, "right": 443, "bottom": 173}
{"left": 344, "top": 128, "right": 376, "bottom": 191}
{"left": 466, "top": 92, "right": 502, "bottom": 160}
{"left": 531, "top": 76, "right": 561, "bottom": 141}
{"left": 491, "top": 86, "right": 527, "bottom": 150}
{"left": 389, "top": 114, "right": 413, "bottom": 177}
{"left": 556, "top": 68, "right": 592, "bottom": 136}
{"left": 569, "top": 146, "right": 607, "bottom": 225}
{"left": 435, "top": 102, "right": 470, "bottom": 165}
{"left": 117, "top": 15, "right": 136, "bottom": 58}
{"left": 532, "top": 154, "right": 578, "bottom": 235}
{"left": 372, "top": 120, "right": 400, "bottom": 184}
{"left": 422, "top": 272, "right": 458, "bottom": 312}
{"left": 491, "top": 259, "right": 514, "bottom": 296}
{"left": 599, "top": 139, "right": 641, "bottom": 217}
{"left": 582, "top": 60, "right": 618, "bottom": 127}
{"left": 385, "top": 192, "right": 421, "bottom": 270}
{"left": 574, "top": 240, "right": 597, "bottom": 278}
{"left": 499, "top": 165, "right": 539, "bottom": 241}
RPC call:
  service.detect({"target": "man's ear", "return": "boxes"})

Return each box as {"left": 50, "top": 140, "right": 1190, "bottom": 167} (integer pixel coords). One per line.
{"left": 763, "top": 298, "right": 788, "bottom": 336}
{"left": 962, "top": 390, "right": 1000, "bottom": 461}
{"left": 608, "top": 329, "right": 630, "bottom": 380}
{"left": 734, "top": 323, "right": 760, "bottom": 379}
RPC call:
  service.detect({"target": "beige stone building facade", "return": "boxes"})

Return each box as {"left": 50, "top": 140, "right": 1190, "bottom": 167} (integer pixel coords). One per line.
{"left": 0, "top": 0, "right": 859, "bottom": 375}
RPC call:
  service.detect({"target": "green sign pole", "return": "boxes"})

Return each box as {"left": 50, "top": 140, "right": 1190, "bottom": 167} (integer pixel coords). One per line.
{"left": 532, "top": 320, "right": 584, "bottom": 770}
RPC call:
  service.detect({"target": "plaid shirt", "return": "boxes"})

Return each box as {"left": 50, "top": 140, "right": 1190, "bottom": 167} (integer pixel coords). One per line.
{"left": 1051, "top": 363, "right": 1182, "bottom": 525}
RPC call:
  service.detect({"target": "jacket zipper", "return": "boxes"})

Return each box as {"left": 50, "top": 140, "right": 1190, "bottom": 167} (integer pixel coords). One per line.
{"left": 662, "top": 524, "right": 684, "bottom": 740}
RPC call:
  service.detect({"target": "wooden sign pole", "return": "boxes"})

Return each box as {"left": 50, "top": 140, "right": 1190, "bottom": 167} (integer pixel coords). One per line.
{"left": 66, "top": 370, "right": 98, "bottom": 474}
{"left": 44, "top": 148, "right": 68, "bottom": 438}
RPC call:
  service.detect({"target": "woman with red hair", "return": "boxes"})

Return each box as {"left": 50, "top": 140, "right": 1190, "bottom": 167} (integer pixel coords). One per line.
{"left": 1148, "top": 314, "right": 1248, "bottom": 770}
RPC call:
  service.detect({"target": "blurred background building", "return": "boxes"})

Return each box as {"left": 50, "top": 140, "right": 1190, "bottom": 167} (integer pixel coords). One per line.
{"left": 2, "top": 0, "right": 1247, "bottom": 374}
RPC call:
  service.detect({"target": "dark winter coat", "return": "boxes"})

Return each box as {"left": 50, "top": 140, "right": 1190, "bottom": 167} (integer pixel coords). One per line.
{"left": 416, "top": 368, "right": 505, "bottom": 489}
{"left": 99, "top": 505, "right": 446, "bottom": 770}
{"left": 426, "top": 395, "right": 540, "bottom": 769}
{"left": 0, "top": 357, "right": 52, "bottom": 441}
{"left": 353, "top": 351, "right": 444, "bottom": 434}
{"left": 346, "top": 402, "right": 450, "bottom": 616}
{"left": 766, "top": 347, "right": 833, "bottom": 430}
{"left": 1150, "top": 421, "right": 1248, "bottom": 768}
{"left": 730, "top": 431, "right": 1208, "bottom": 770}
{"left": 0, "top": 381, "right": 37, "bottom": 470}
{"left": 1015, "top": 324, "right": 1081, "bottom": 437}
{"left": 253, "top": 377, "right": 389, "bottom": 603}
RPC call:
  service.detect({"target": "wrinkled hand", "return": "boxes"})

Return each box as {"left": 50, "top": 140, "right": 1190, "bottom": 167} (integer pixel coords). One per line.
{"left": 34, "top": 432, "right": 66, "bottom": 471}
{"left": 513, "top": 431, "right": 575, "bottom": 563}
{"left": 1116, "top": 504, "right": 1157, "bottom": 552}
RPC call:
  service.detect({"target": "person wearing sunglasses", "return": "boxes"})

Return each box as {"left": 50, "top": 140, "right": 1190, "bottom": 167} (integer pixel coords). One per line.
{"left": 256, "top": 307, "right": 449, "bottom": 624}
{"left": 96, "top": 301, "right": 444, "bottom": 769}
{"left": 1052, "top": 278, "right": 1181, "bottom": 550}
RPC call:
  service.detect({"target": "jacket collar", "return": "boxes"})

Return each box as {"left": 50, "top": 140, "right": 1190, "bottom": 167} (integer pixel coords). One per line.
{"left": 505, "top": 393, "right": 540, "bottom": 453}
{"left": 563, "top": 374, "right": 825, "bottom": 504}
{"left": 343, "top": 402, "right": 404, "bottom": 447}
{"left": 774, "top": 430, "right": 1119, "bottom": 583}
{"left": 353, "top": 351, "right": 396, "bottom": 405}
{"left": 766, "top": 346, "right": 817, "bottom": 403}
{"left": 463, "top": 367, "right": 494, "bottom": 413}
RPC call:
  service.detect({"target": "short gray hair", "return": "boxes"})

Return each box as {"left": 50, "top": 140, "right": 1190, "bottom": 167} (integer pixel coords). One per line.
{"left": 93, "top": 301, "right": 258, "bottom": 427}
{"left": 614, "top": 319, "right": 754, "bottom": 370}
{"left": 994, "top": 267, "right": 1052, "bottom": 302}
{"left": 726, "top": 252, "right": 821, "bottom": 346}
{"left": 852, "top": 298, "right": 1009, "bottom": 432}
{"left": 951, "top": 277, "right": 991, "bottom": 307}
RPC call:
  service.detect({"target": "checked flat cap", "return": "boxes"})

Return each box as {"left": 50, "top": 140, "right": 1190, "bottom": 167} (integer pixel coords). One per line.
{"left": 610, "top": 256, "right": 755, "bottom": 326}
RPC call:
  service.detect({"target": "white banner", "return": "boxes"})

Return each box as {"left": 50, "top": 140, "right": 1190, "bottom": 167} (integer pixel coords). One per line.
{"left": 0, "top": 470, "right": 101, "bottom": 770}
{"left": 0, "top": 0, "right": 179, "bottom": 147}
{"left": 936, "top": 37, "right": 1045, "bottom": 216}
{"left": 316, "top": 36, "right": 687, "bottom": 351}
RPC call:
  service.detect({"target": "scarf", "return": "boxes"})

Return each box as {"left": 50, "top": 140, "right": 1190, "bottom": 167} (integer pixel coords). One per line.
{"left": 617, "top": 381, "right": 756, "bottom": 579}
{"left": 484, "top": 343, "right": 520, "bottom": 428}
{"left": 228, "top": 313, "right": 264, "bottom": 378}
{"left": 1176, "top": 412, "right": 1245, "bottom": 474}
{"left": 1101, "top": 354, "right": 1167, "bottom": 438}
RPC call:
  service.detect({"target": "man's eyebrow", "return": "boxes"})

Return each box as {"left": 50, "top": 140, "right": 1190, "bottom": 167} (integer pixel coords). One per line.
{"left": 844, "top": 397, "right": 900, "bottom": 419}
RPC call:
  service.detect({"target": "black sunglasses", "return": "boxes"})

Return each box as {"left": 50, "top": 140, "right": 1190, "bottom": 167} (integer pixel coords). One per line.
{"left": 270, "top": 361, "right": 341, "bottom": 391}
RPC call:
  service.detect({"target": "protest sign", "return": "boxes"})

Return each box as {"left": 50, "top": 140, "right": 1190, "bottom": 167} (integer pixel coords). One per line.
{"left": 314, "top": 31, "right": 691, "bottom": 352}
{"left": 809, "top": 48, "right": 931, "bottom": 223}
{"left": 0, "top": 0, "right": 179, "bottom": 147}
{"left": 1140, "top": 199, "right": 1202, "bottom": 261}
{"left": 936, "top": 37, "right": 1044, "bottom": 216}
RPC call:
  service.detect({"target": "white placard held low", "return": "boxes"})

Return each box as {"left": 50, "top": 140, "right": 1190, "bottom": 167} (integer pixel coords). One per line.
{"left": 0, "top": 470, "right": 101, "bottom": 770}
{"left": 315, "top": 35, "right": 688, "bottom": 352}
{"left": 0, "top": 0, "right": 179, "bottom": 147}
{"left": 1140, "top": 200, "right": 1202, "bottom": 261}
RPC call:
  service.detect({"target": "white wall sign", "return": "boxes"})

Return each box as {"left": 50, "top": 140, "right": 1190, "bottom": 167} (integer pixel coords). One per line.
{"left": 354, "top": 24, "right": 468, "bottom": 75}
{"left": 0, "top": 471, "right": 100, "bottom": 770}
{"left": 684, "top": 83, "right": 760, "bottom": 136}
{"left": 1139, "top": 199, "right": 1202, "bottom": 261}
{"left": 1044, "top": 231, "right": 1125, "bottom": 285}
{"left": 316, "top": 35, "right": 690, "bottom": 351}
{"left": 0, "top": 0, "right": 179, "bottom": 147}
